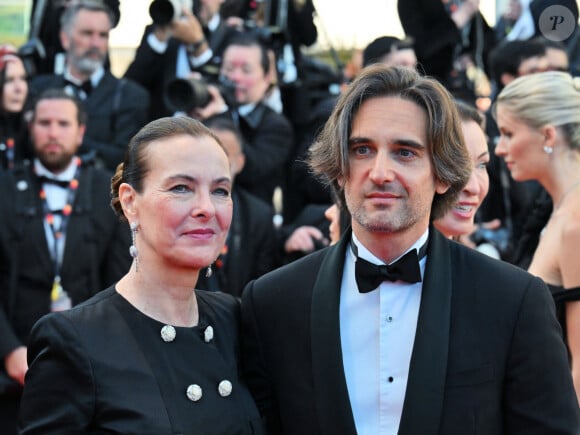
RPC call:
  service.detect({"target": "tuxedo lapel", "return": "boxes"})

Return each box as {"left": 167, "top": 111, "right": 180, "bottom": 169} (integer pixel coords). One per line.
{"left": 310, "top": 230, "right": 357, "bottom": 435}
{"left": 398, "top": 229, "right": 452, "bottom": 435}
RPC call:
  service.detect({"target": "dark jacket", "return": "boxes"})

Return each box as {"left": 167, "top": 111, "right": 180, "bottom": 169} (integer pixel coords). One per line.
{"left": 241, "top": 228, "right": 580, "bottom": 434}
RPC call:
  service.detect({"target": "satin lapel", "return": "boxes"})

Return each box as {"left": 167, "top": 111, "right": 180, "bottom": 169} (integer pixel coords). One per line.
{"left": 398, "top": 229, "right": 452, "bottom": 435}
{"left": 311, "top": 229, "right": 357, "bottom": 435}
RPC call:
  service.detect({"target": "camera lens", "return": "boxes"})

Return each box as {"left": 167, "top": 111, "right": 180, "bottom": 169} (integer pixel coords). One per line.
{"left": 164, "top": 78, "right": 211, "bottom": 112}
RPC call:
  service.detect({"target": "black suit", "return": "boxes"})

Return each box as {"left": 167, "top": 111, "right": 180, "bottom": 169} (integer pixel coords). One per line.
{"left": 0, "top": 162, "right": 131, "bottom": 433}
{"left": 125, "top": 20, "right": 239, "bottom": 121}
{"left": 30, "top": 72, "right": 150, "bottom": 171}
{"left": 234, "top": 104, "right": 293, "bottom": 204}
{"left": 241, "top": 228, "right": 580, "bottom": 434}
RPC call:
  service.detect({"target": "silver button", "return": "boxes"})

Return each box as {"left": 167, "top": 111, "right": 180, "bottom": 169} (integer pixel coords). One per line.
{"left": 160, "top": 325, "right": 176, "bottom": 342}
{"left": 186, "top": 384, "right": 202, "bottom": 401}
{"left": 204, "top": 325, "right": 214, "bottom": 343}
{"left": 218, "top": 380, "right": 232, "bottom": 397}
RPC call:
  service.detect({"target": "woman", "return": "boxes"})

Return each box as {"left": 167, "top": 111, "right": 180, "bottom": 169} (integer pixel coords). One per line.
{"left": 433, "top": 101, "right": 496, "bottom": 258}
{"left": 0, "top": 45, "right": 30, "bottom": 171}
{"left": 494, "top": 71, "right": 580, "bottom": 402}
{"left": 18, "top": 117, "right": 263, "bottom": 433}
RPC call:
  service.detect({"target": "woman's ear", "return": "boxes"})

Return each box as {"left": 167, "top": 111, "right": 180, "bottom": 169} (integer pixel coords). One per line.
{"left": 541, "top": 124, "right": 558, "bottom": 150}
{"left": 119, "top": 183, "right": 137, "bottom": 220}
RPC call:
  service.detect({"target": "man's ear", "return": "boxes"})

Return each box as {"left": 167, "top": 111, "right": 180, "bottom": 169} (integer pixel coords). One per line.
{"left": 500, "top": 72, "right": 515, "bottom": 87}
{"left": 435, "top": 179, "right": 450, "bottom": 195}
{"left": 60, "top": 30, "right": 70, "bottom": 52}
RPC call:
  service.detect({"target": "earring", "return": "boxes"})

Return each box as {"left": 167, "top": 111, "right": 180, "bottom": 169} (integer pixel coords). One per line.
{"left": 129, "top": 222, "right": 139, "bottom": 271}
{"left": 543, "top": 145, "right": 553, "bottom": 154}
{"left": 205, "top": 264, "right": 213, "bottom": 278}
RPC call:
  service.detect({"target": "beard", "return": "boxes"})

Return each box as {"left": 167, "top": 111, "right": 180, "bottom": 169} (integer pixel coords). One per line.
{"left": 69, "top": 48, "right": 105, "bottom": 75}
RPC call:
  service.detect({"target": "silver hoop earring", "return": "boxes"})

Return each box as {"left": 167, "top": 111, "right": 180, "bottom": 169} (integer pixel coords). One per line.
{"left": 129, "top": 222, "right": 139, "bottom": 271}
{"left": 205, "top": 264, "right": 213, "bottom": 278}
{"left": 543, "top": 145, "right": 553, "bottom": 154}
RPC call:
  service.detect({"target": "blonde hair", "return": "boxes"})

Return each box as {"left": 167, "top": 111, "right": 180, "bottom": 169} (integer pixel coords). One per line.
{"left": 495, "top": 71, "right": 580, "bottom": 151}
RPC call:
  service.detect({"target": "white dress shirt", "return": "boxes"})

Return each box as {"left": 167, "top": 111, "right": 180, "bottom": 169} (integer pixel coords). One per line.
{"left": 340, "top": 230, "right": 428, "bottom": 435}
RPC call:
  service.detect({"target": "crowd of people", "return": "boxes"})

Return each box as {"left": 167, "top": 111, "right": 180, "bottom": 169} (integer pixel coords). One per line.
{"left": 2, "top": 0, "right": 580, "bottom": 433}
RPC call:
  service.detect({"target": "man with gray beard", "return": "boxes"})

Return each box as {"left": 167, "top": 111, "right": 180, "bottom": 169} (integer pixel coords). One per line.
{"left": 30, "top": 0, "right": 149, "bottom": 172}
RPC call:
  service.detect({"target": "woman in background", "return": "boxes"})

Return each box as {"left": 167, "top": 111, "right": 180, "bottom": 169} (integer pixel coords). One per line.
{"left": 494, "top": 71, "right": 580, "bottom": 403}
{"left": 19, "top": 116, "right": 263, "bottom": 434}
{"left": 0, "top": 45, "right": 30, "bottom": 171}
{"left": 433, "top": 100, "right": 498, "bottom": 258}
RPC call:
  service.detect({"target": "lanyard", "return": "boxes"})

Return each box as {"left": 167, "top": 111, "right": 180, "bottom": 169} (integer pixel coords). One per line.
{"left": 37, "top": 157, "right": 81, "bottom": 281}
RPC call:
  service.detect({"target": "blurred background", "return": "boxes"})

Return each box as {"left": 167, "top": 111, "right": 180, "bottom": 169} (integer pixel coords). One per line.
{"left": 0, "top": 0, "right": 503, "bottom": 77}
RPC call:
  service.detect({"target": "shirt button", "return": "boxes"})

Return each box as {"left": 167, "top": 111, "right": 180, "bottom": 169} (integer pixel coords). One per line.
{"left": 386, "top": 316, "right": 393, "bottom": 322}
{"left": 388, "top": 376, "right": 394, "bottom": 383}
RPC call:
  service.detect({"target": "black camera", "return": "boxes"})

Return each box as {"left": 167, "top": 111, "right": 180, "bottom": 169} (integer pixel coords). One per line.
{"left": 149, "top": 0, "right": 194, "bottom": 25}
{"left": 164, "top": 75, "right": 236, "bottom": 113}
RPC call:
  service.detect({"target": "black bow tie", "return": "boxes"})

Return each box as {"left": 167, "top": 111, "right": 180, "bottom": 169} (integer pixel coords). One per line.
{"left": 64, "top": 78, "right": 92, "bottom": 97}
{"left": 37, "top": 175, "right": 71, "bottom": 188}
{"left": 352, "top": 240, "right": 428, "bottom": 293}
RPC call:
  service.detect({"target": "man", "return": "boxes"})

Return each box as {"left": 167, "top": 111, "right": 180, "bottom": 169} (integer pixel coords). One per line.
{"left": 196, "top": 33, "right": 293, "bottom": 205}
{"left": 362, "top": 36, "right": 417, "bottom": 69}
{"left": 25, "top": 0, "right": 120, "bottom": 75}
{"left": 125, "top": 0, "right": 239, "bottom": 121}
{"left": 196, "top": 116, "right": 278, "bottom": 296}
{"left": 240, "top": 65, "right": 580, "bottom": 434}
{"left": 30, "top": 0, "right": 149, "bottom": 172}
{"left": 0, "top": 89, "right": 131, "bottom": 434}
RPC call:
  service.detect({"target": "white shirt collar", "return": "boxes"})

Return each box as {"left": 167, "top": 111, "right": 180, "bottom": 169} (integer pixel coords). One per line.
{"left": 34, "top": 158, "right": 78, "bottom": 181}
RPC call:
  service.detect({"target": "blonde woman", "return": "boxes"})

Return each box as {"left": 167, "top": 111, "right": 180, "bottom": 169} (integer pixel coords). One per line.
{"left": 495, "top": 71, "right": 580, "bottom": 402}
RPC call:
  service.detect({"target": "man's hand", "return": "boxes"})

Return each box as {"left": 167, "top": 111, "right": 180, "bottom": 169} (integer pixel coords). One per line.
{"left": 191, "top": 85, "right": 227, "bottom": 120}
{"left": 5, "top": 346, "right": 27, "bottom": 386}
{"left": 171, "top": 7, "right": 205, "bottom": 45}
{"left": 284, "top": 226, "right": 328, "bottom": 253}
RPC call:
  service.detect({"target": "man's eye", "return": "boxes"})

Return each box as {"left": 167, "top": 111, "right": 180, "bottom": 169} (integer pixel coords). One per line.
{"left": 353, "top": 145, "right": 370, "bottom": 155}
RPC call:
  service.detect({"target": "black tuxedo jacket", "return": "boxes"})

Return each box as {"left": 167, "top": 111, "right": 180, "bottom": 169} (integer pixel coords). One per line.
{"left": 241, "top": 228, "right": 580, "bottom": 434}
{"left": 30, "top": 72, "right": 150, "bottom": 171}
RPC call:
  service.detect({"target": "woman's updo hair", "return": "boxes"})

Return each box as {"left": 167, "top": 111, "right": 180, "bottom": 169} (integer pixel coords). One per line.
{"left": 111, "top": 116, "right": 223, "bottom": 221}
{"left": 494, "top": 71, "right": 580, "bottom": 152}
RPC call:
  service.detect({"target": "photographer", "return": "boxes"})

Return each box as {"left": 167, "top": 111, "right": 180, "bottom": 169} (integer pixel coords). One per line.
{"left": 124, "top": 0, "right": 241, "bottom": 121}
{"left": 192, "top": 32, "right": 294, "bottom": 206}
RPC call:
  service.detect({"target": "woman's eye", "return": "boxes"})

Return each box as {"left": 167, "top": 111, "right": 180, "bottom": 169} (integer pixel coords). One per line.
{"left": 171, "top": 185, "right": 190, "bottom": 193}
{"left": 213, "top": 187, "right": 230, "bottom": 197}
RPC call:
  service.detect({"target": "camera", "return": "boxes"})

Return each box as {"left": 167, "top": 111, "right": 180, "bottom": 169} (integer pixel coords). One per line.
{"left": 164, "top": 75, "right": 236, "bottom": 113}
{"left": 470, "top": 226, "right": 512, "bottom": 258}
{"left": 149, "top": 0, "right": 194, "bottom": 25}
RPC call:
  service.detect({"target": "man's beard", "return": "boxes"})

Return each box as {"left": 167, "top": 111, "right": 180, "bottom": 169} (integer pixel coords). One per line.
{"left": 70, "top": 50, "right": 105, "bottom": 75}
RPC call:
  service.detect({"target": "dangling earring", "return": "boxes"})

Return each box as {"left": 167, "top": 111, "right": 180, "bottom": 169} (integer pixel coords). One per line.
{"left": 543, "top": 145, "right": 553, "bottom": 154}
{"left": 129, "top": 222, "right": 139, "bottom": 271}
{"left": 205, "top": 264, "right": 213, "bottom": 278}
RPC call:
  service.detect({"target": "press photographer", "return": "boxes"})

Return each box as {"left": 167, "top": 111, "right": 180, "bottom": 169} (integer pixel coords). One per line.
{"left": 124, "top": 0, "right": 241, "bottom": 121}
{"left": 191, "top": 32, "right": 294, "bottom": 207}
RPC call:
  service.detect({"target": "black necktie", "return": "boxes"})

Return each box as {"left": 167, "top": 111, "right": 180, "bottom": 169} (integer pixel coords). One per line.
{"left": 352, "top": 240, "right": 428, "bottom": 293}
{"left": 37, "top": 175, "right": 71, "bottom": 188}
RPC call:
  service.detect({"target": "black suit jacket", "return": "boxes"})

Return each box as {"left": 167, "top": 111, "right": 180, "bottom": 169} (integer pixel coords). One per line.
{"left": 30, "top": 72, "right": 150, "bottom": 171}
{"left": 19, "top": 287, "right": 263, "bottom": 434}
{"left": 0, "top": 162, "right": 131, "bottom": 368}
{"left": 241, "top": 228, "right": 580, "bottom": 434}
{"left": 234, "top": 104, "right": 293, "bottom": 204}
